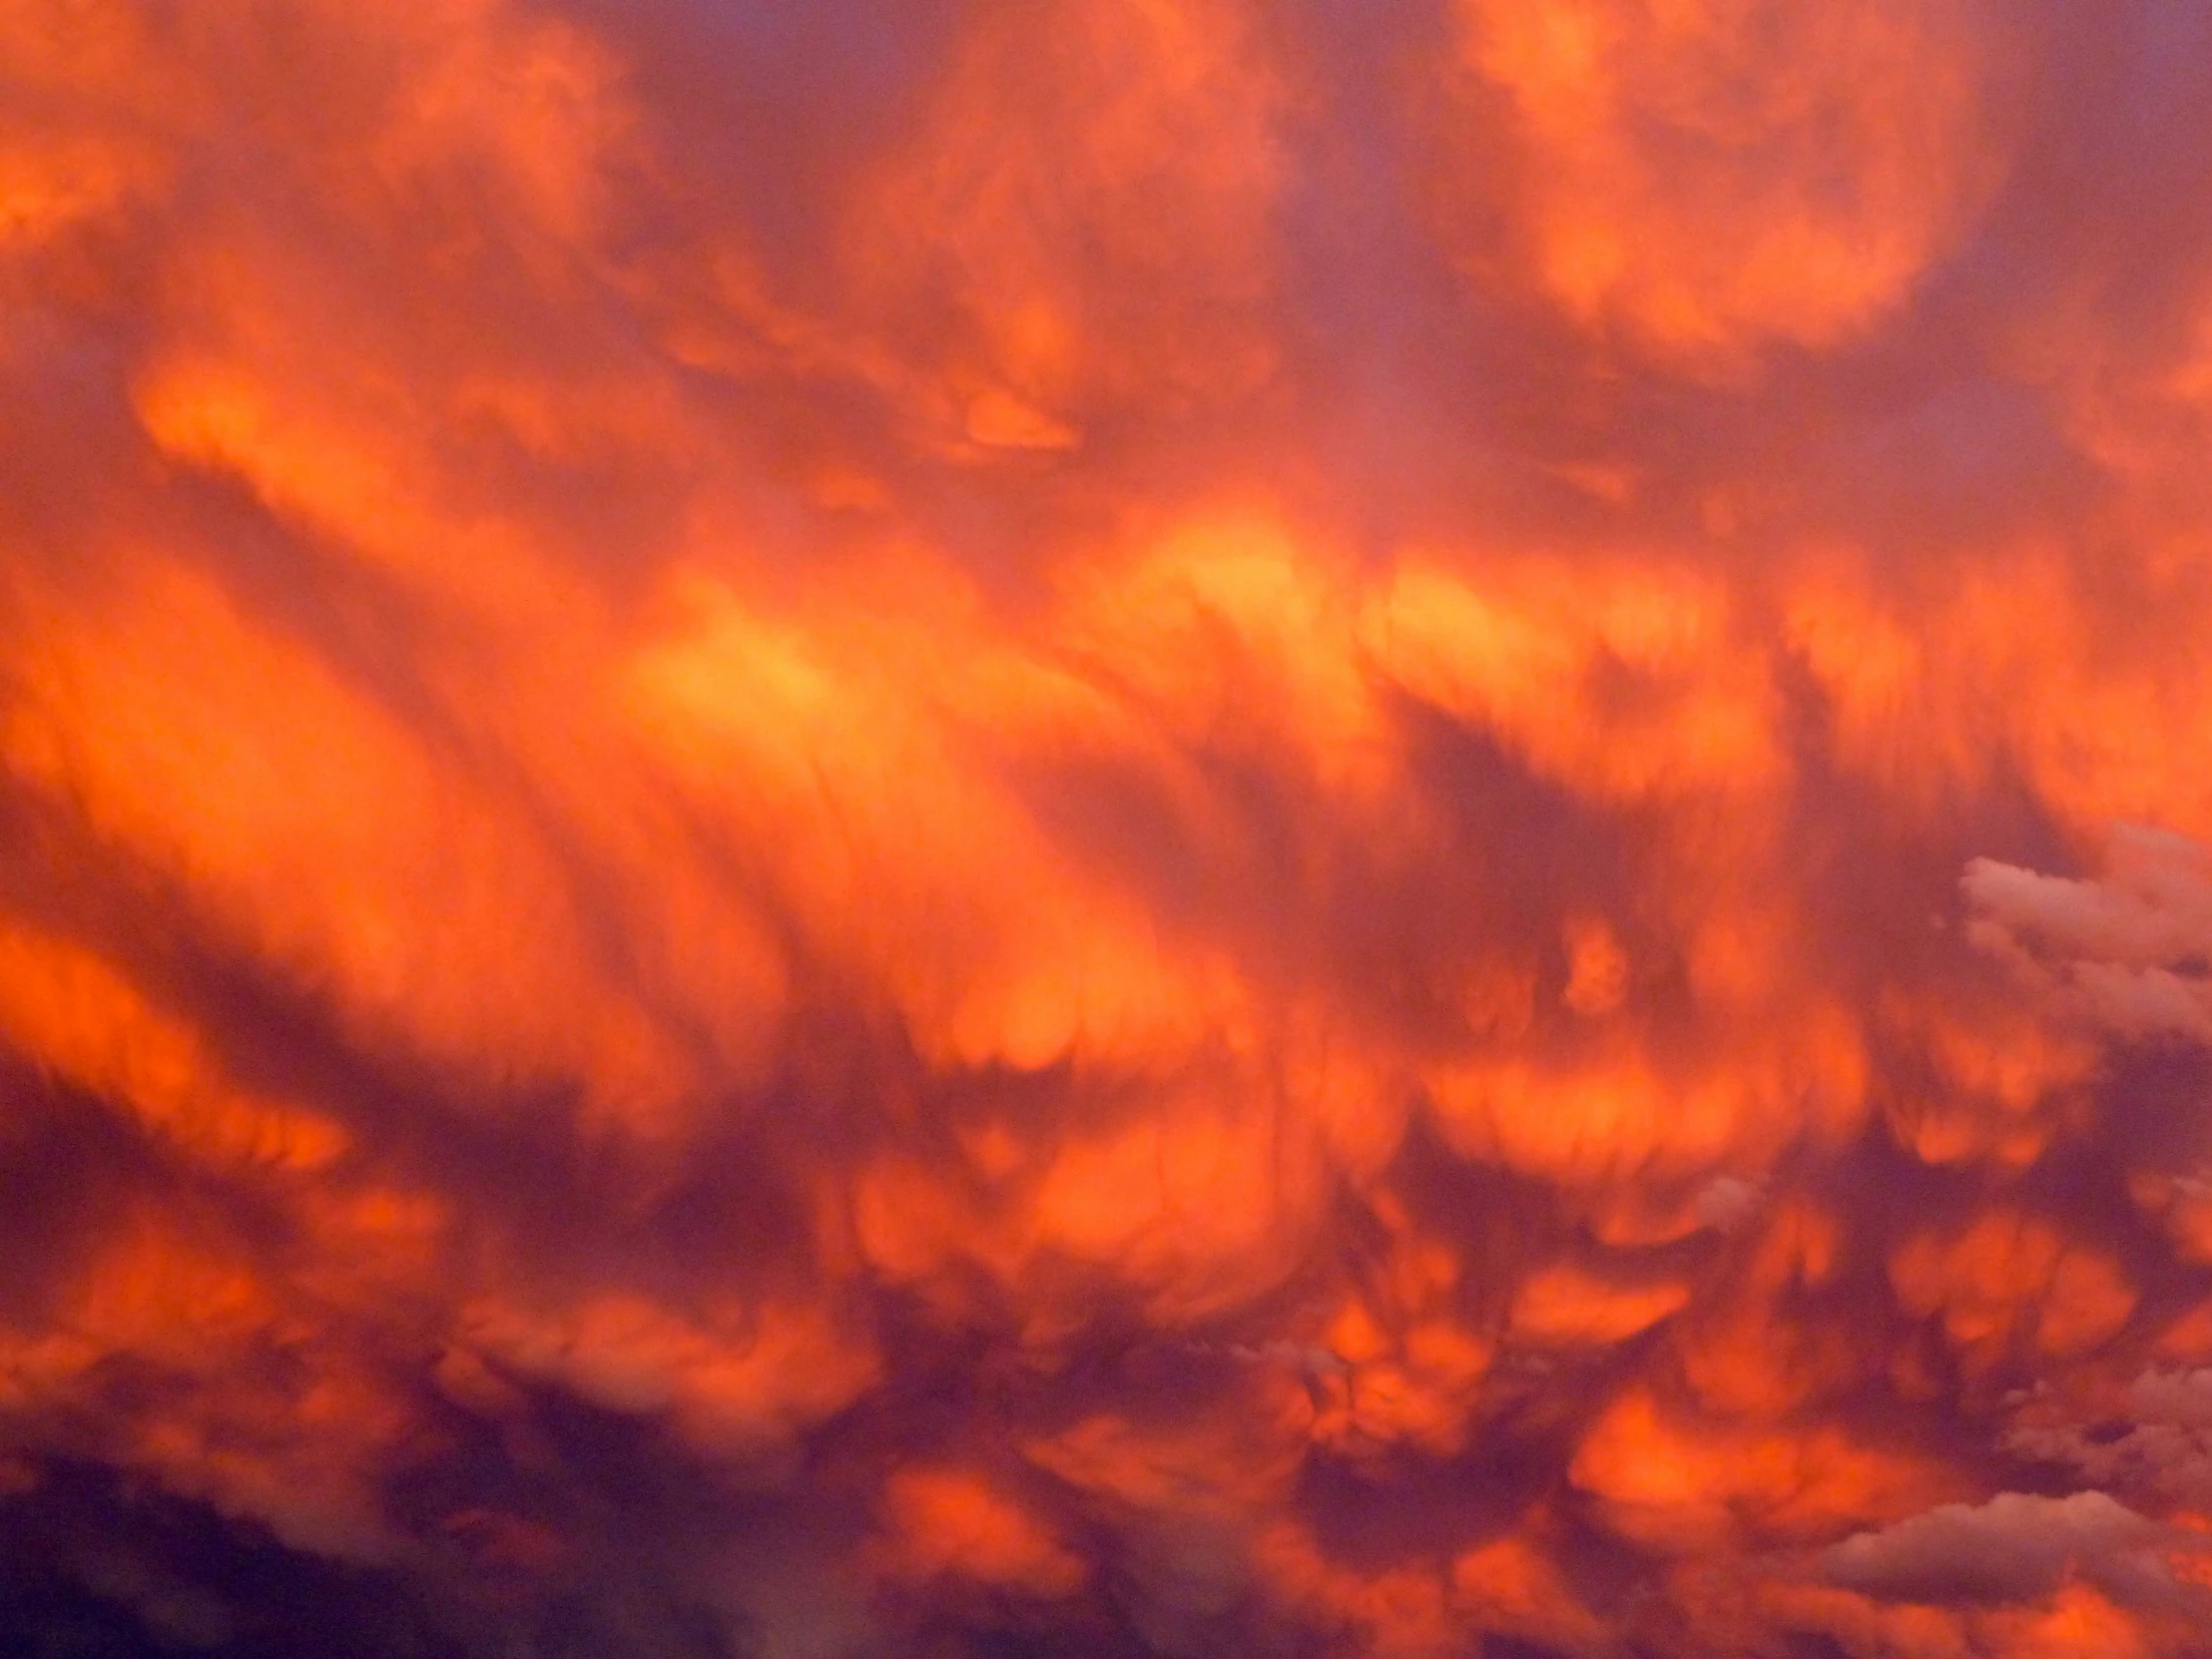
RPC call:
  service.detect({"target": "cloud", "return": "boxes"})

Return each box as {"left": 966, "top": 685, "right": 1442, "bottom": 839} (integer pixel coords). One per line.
{"left": 2006, "top": 1370, "right": 2212, "bottom": 1514}
{"left": 1824, "top": 1491, "right": 2206, "bottom": 1614}
{"left": 6, "top": 1, "right": 2212, "bottom": 1656}
{"left": 1441, "top": 0, "right": 2001, "bottom": 367}
{"left": 1964, "top": 827, "right": 2212, "bottom": 1042}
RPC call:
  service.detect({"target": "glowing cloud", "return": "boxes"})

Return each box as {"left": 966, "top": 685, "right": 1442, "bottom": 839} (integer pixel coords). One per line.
{"left": 4, "top": 2, "right": 2212, "bottom": 1656}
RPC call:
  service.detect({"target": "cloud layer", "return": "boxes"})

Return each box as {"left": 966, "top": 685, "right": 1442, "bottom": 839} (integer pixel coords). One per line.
{"left": 4, "top": 2, "right": 2212, "bottom": 1655}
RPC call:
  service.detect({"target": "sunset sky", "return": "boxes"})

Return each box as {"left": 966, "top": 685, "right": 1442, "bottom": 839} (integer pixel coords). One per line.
{"left": 5, "top": 2, "right": 2212, "bottom": 1655}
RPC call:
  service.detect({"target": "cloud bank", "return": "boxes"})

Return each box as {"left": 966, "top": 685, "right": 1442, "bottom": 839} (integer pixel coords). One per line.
{"left": 4, "top": 1, "right": 2212, "bottom": 1655}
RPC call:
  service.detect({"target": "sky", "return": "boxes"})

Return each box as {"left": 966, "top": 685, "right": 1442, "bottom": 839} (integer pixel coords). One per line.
{"left": 4, "top": 1, "right": 2212, "bottom": 1655}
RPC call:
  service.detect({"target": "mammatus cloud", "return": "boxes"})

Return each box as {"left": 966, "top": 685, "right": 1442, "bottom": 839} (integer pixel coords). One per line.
{"left": 4, "top": 1, "right": 2212, "bottom": 1656}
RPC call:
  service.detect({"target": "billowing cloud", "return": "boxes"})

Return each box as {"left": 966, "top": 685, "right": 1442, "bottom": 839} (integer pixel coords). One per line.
{"left": 1825, "top": 1491, "right": 2206, "bottom": 1611}
{"left": 1965, "top": 827, "right": 2212, "bottom": 1042}
{"left": 5, "top": 2, "right": 2212, "bottom": 1657}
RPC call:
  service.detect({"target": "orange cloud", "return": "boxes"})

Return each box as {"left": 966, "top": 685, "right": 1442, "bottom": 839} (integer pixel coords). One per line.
{"left": 1445, "top": 0, "right": 1998, "bottom": 365}
{"left": 876, "top": 1466, "right": 1086, "bottom": 1597}
{"left": 5, "top": 1, "right": 2212, "bottom": 1654}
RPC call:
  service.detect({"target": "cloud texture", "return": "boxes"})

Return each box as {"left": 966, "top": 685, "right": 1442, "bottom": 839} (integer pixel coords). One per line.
{"left": 4, "top": 1, "right": 2212, "bottom": 1654}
